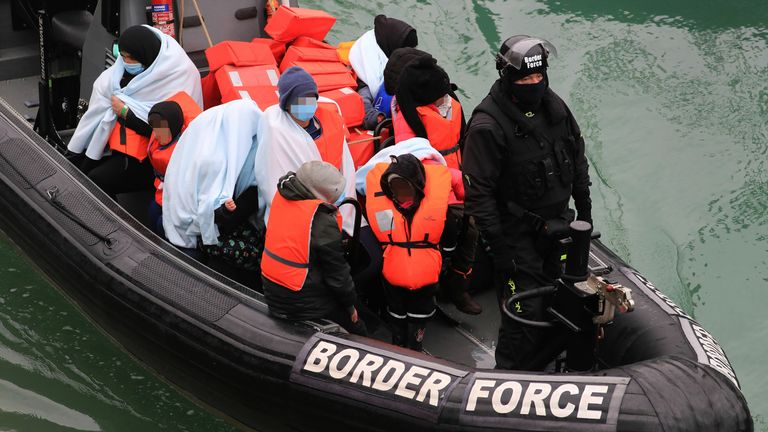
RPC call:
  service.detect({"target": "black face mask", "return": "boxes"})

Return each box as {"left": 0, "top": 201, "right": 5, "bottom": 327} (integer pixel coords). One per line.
{"left": 509, "top": 79, "right": 548, "bottom": 109}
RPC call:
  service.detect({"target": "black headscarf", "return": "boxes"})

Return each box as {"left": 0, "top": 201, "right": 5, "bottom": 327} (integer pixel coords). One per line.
{"left": 118, "top": 25, "right": 161, "bottom": 69}
{"left": 383, "top": 47, "right": 432, "bottom": 95}
{"left": 395, "top": 56, "right": 451, "bottom": 139}
{"left": 148, "top": 101, "right": 184, "bottom": 142}
{"left": 373, "top": 15, "right": 418, "bottom": 57}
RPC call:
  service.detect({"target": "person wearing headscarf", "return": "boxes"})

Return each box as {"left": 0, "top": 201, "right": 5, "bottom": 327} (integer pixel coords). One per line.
{"left": 392, "top": 55, "right": 467, "bottom": 170}
{"left": 348, "top": 15, "right": 418, "bottom": 130}
{"left": 261, "top": 161, "right": 367, "bottom": 336}
{"left": 382, "top": 47, "right": 432, "bottom": 98}
{"left": 145, "top": 92, "right": 202, "bottom": 236}
{"left": 67, "top": 25, "right": 202, "bottom": 199}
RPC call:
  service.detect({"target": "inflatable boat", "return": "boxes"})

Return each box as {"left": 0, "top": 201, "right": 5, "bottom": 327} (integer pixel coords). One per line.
{"left": 0, "top": 1, "right": 752, "bottom": 431}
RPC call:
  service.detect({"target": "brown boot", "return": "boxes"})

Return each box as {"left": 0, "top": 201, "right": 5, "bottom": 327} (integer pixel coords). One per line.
{"left": 444, "top": 270, "right": 482, "bottom": 315}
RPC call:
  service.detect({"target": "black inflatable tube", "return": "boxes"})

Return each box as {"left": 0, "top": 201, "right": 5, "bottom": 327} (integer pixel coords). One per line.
{"left": 0, "top": 99, "right": 752, "bottom": 431}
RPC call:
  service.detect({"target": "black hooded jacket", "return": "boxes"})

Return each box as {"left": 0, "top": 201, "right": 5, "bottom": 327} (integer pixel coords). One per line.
{"left": 262, "top": 175, "right": 357, "bottom": 320}
{"left": 462, "top": 79, "right": 591, "bottom": 276}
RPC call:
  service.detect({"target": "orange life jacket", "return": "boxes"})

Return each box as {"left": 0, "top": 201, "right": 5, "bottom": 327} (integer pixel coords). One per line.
{"left": 108, "top": 117, "right": 151, "bottom": 161}
{"left": 146, "top": 92, "right": 202, "bottom": 205}
{"left": 365, "top": 163, "right": 452, "bottom": 290}
{"left": 261, "top": 193, "right": 342, "bottom": 291}
{"left": 417, "top": 97, "right": 463, "bottom": 170}
{"left": 313, "top": 102, "right": 345, "bottom": 170}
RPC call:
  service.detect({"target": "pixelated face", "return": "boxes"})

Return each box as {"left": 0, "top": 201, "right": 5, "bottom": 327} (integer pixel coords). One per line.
{"left": 388, "top": 177, "right": 416, "bottom": 207}
{"left": 289, "top": 96, "right": 318, "bottom": 122}
{"left": 150, "top": 119, "right": 173, "bottom": 145}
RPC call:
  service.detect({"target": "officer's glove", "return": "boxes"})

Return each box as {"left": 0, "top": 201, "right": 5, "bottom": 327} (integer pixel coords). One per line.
{"left": 573, "top": 189, "right": 592, "bottom": 225}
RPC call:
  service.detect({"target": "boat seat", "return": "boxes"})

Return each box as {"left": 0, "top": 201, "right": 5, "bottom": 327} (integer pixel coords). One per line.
{"left": 51, "top": 10, "right": 93, "bottom": 51}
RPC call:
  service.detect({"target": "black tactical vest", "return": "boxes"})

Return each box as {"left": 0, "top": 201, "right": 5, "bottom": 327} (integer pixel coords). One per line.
{"left": 473, "top": 87, "right": 578, "bottom": 219}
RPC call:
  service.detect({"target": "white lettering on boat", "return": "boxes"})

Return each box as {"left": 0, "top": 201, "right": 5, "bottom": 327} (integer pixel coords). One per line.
{"left": 302, "top": 341, "right": 453, "bottom": 407}
{"left": 465, "top": 379, "right": 610, "bottom": 420}
{"left": 691, "top": 322, "right": 739, "bottom": 388}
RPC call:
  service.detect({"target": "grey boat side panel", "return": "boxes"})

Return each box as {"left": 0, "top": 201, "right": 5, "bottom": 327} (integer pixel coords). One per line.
{"left": 79, "top": 1, "right": 114, "bottom": 101}
{"left": 180, "top": 0, "right": 268, "bottom": 53}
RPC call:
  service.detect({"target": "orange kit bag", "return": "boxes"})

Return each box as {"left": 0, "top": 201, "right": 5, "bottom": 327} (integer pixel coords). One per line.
{"left": 264, "top": 6, "right": 336, "bottom": 42}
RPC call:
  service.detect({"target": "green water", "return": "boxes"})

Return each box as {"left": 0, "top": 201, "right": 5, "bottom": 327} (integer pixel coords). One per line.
{"left": 1, "top": 0, "right": 767, "bottom": 430}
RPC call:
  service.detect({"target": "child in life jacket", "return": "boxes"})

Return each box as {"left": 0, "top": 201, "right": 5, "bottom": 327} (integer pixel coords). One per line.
{"left": 365, "top": 154, "right": 452, "bottom": 351}
{"left": 146, "top": 92, "right": 202, "bottom": 236}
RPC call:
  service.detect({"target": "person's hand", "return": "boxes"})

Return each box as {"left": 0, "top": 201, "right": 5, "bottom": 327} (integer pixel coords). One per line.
{"left": 376, "top": 113, "right": 386, "bottom": 124}
{"left": 350, "top": 307, "right": 359, "bottom": 323}
{"left": 224, "top": 199, "right": 236, "bottom": 212}
{"left": 111, "top": 96, "right": 126, "bottom": 117}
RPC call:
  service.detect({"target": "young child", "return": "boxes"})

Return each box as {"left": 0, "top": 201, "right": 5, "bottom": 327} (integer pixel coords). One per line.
{"left": 364, "top": 154, "right": 452, "bottom": 350}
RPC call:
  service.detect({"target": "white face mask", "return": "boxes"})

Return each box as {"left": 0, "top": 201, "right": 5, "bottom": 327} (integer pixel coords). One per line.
{"left": 436, "top": 94, "right": 452, "bottom": 118}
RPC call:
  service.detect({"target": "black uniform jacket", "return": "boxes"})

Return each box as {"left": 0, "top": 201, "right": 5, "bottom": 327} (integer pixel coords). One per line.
{"left": 262, "top": 176, "right": 357, "bottom": 320}
{"left": 462, "top": 79, "right": 591, "bottom": 277}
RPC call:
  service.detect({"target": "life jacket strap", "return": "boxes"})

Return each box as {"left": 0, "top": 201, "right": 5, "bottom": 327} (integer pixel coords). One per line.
{"left": 438, "top": 142, "right": 461, "bottom": 156}
{"left": 264, "top": 247, "right": 309, "bottom": 268}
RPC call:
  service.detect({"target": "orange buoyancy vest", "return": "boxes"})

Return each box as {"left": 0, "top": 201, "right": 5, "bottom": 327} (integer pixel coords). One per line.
{"left": 417, "top": 97, "right": 463, "bottom": 170}
{"left": 261, "top": 193, "right": 342, "bottom": 291}
{"left": 313, "top": 102, "right": 345, "bottom": 170}
{"left": 146, "top": 92, "right": 203, "bottom": 205}
{"left": 365, "top": 163, "right": 452, "bottom": 290}
{"left": 108, "top": 116, "right": 151, "bottom": 161}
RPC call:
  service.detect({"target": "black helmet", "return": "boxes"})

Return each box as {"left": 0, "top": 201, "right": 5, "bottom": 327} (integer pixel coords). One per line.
{"left": 495, "top": 35, "right": 556, "bottom": 81}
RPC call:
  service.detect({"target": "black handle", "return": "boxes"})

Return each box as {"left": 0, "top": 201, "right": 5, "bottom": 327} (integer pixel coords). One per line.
{"left": 501, "top": 285, "right": 558, "bottom": 328}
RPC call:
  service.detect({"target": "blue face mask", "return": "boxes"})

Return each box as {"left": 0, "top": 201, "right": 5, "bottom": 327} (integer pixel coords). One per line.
{"left": 333, "top": 189, "right": 347, "bottom": 207}
{"left": 290, "top": 98, "right": 318, "bottom": 122}
{"left": 123, "top": 61, "right": 145, "bottom": 75}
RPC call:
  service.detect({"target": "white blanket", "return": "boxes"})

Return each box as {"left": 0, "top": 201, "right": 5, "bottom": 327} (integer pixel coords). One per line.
{"left": 68, "top": 25, "right": 202, "bottom": 160}
{"left": 348, "top": 29, "right": 388, "bottom": 99}
{"left": 253, "top": 103, "right": 360, "bottom": 235}
{"left": 355, "top": 137, "right": 446, "bottom": 196}
{"left": 162, "top": 99, "right": 263, "bottom": 248}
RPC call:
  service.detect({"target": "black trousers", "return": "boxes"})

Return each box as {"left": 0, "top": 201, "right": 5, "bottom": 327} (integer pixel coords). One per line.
{"left": 384, "top": 282, "right": 437, "bottom": 350}
{"left": 441, "top": 204, "right": 478, "bottom": 274}
{"left": 85, "top": 153, "right": 154, "bottom": 199}
{"left": 495, "top": 271, "right": 560, "bottom": 371}
{"left": 494, "top": 225, "right": 570, "bottom": 371}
